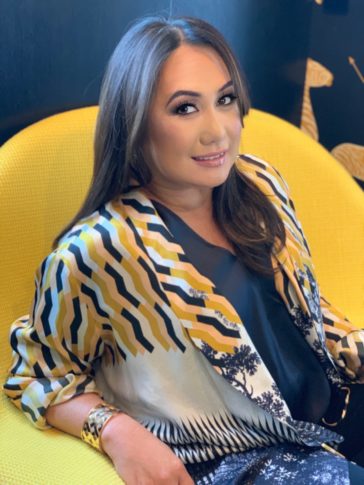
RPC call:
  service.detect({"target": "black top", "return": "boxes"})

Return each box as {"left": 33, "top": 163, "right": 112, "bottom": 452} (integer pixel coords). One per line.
{"left": 153, "top": 200, "right": 331, "bottom": 423}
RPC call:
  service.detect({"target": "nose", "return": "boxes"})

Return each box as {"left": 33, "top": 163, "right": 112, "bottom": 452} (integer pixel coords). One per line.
{"left": 199, "top": 108, "right": 226, "bottom": 146}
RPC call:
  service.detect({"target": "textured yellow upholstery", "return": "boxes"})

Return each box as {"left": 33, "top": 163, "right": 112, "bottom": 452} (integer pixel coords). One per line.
{"left": 1, "top": 106, "right": 363, "bottom": 483}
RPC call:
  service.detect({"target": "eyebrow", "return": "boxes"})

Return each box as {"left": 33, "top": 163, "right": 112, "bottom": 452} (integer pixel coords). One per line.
{"left": 165, "top": 80, "right": 233, "bottom": 107}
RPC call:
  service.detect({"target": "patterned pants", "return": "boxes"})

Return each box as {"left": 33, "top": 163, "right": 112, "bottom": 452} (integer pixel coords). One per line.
{"left": 185, "top": 443, "right": 364, "bottom": 484}
{"left": 186, "top": 383, "right": 364, "bottom": 484}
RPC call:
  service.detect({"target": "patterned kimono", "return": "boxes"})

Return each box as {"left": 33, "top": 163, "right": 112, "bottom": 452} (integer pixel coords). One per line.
{"left": 4, "top": 155, "right": 364, "bottom": 470}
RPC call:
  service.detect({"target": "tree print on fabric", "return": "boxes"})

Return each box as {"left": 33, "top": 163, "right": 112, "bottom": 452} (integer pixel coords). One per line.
{"left": 295, "top": 264, "right": 322, "bottom": 325}
{"left": 291, "top": 302, "right": 344, "bottom": 388}
{"left": 290, "top": 306, "right": 313, "bottom": 337}
{"left": 200, "top": 342, "right": 288, "bottom": 419}
{"left": 201, "top": 342, "right": 261, "bottom": 397}
{"left": 290, "top": 271, "right": 344, "bottom": 387}
{"left": 325, "top": 366, "right": 346, "bottom": 386}
{"left": 255, "top": 383, "right": 287, "bottom": 419}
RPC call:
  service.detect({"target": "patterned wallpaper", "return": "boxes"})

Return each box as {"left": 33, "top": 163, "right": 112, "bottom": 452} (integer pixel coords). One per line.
{"left": 300, "top": 0, "right": 364, "bottom": 189}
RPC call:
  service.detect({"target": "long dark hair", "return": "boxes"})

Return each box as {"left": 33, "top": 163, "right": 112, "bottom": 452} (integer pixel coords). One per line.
{"left": 54, "top": 15, "right": 285, "bottom": 276}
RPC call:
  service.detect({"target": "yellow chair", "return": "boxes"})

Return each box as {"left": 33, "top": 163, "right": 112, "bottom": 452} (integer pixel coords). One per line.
{"left": 1, "top": 106, "right": 363, "bottom": 484}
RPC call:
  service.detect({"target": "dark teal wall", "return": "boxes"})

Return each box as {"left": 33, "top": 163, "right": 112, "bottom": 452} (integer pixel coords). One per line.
{"left": 0, "top": 0, "right": 312, "bottom": 145}
{"left": 0, "top": 0, "right": 170, "bottom": 144}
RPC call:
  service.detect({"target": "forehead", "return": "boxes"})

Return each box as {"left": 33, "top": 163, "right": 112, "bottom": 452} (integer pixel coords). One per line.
{"left": 155, "top": 44, "right": 230, "bottom": 95}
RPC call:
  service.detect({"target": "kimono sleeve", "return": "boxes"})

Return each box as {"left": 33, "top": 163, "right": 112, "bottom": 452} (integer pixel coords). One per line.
{"left": 320, "top": 296, "right": 364, "bottom": 382}
{"left": 3, "top": 250, "right": 106, "bottom": 429}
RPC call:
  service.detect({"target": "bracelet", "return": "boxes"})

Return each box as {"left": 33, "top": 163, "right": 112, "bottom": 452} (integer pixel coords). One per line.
{"left": 81, "top": 403, "right": 122, "bottom": 452}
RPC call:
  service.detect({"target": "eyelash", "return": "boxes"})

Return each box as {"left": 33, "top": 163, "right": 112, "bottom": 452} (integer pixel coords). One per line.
{"left": 173, "top": 93, "right": 238, "bottom": 116}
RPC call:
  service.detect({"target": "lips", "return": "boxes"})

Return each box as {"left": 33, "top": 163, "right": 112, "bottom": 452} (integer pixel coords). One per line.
{"left": 191, "top": 150, "right": 228, "bottom": 167}
{"left": 192, "top": 150, "right": 227, "bottom": 162}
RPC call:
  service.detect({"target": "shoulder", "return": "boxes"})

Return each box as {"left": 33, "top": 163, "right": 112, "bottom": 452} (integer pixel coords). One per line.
{"left": 237, "top": 154, "right": 312, "bottom": 255}
{"left": 62, "top": 198, "right": 132, "bottom": 244}
{"left": 42, "top": 199, "right": 136, "bottom": 279}
{"left": 236, "top": 154, "right": 291, "bottom": 202}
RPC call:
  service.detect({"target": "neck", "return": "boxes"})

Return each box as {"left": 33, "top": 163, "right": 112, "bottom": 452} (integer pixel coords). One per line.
{"left": 141, "top": 183, "right": 214, "bottom": 217}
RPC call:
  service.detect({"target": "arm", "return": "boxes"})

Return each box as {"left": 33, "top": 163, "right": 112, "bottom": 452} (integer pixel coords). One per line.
{"left": 4, "top": 249, "right": 193, "bottom": 484}
{"left": 45, "top": 393, "right": 193, "bottom": 485}
{"left": 319, "top": 295, "right": 364, "bottom": 382}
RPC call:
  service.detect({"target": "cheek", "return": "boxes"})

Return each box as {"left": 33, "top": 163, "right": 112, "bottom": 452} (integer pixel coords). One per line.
{"left": 230, "top": 116, "right": 243, "bottom": 140}
{"left": 150, "top": 120, "right": 190, "bottom": 154}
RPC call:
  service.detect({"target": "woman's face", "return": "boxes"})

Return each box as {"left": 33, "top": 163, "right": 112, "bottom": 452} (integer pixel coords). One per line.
{"left": 143, "top": 43, "right": 242, "bottom": 197}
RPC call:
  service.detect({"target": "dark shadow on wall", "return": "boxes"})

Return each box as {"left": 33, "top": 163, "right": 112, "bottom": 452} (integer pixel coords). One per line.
{"left": 0, "top": 0, "right": 312, "bottom": 145}
{"left": 0, "top": 0, "right": 171, "bottom": 145}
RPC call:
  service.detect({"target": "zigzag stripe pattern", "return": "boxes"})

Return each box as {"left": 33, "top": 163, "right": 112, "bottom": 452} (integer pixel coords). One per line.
{"left": 137, "top": 407, "right": 325, "bottom": 464}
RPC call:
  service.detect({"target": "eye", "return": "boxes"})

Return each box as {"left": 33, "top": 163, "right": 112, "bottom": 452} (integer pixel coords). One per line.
{"left": 218, "top": 93, "right": 237, "bottom": 106}
{"left": 174, "top": 103, "right": 198, "bottom": 115}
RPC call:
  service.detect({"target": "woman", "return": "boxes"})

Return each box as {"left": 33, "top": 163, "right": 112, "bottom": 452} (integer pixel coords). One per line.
{"left": 3, "top": 15, "right": 364, "bottom": 484}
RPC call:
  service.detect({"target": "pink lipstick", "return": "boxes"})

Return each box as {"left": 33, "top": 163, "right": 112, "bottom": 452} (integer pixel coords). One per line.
{"left": 192, "top": 150, "right": 227, "bottom": 167}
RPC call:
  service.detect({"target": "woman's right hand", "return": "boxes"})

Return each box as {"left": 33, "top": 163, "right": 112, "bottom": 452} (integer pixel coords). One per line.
{"left": 101, "top": 412, "right": 195, "bottom": 485}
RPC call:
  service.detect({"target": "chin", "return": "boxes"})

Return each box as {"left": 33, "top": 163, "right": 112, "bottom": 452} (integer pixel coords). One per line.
{"left": 207, "top": 165, "right": 233, "bottom": 185}
{"left": 195, "top": 172, "right": 230, "bottom": 189}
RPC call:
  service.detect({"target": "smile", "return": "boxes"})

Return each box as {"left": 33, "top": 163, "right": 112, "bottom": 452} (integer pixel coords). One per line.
{"left": 192, "top": 150, "right": 227, "bottom": 161}
{"left": 192, "top": 150, "right": 227, "bottom": 167}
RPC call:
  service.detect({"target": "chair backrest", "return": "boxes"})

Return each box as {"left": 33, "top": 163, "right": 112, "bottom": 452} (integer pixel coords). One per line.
{"left": 0, "top": 107, "right": 97, "bottom": 374}
{"left": 1, "top": 106, "right": 363, "bottom": 375}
